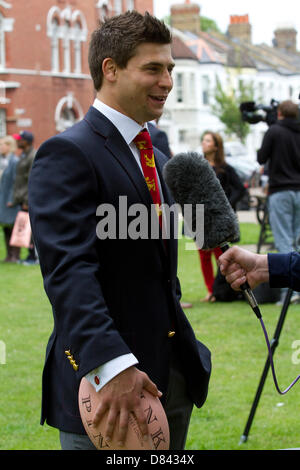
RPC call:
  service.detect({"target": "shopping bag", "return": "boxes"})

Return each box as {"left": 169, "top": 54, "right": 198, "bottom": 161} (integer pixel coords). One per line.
{"left": 9, "top": 211, "right": 32, "bottom": 248}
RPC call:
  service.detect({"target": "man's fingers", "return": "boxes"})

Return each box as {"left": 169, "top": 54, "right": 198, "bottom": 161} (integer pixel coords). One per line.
{"left": 93, "top": 401, "right": 108, "bottom": 426}
{"left": 133, "top": 404, "right": 150, "bottom": 442}
{"left": 229, "top": 277, "right": 246, "bottom": 291}
{"left": 142, "top": 375, "right": 162, "bottom": 398}
{"left": 225, "top": 267, "right": 246, "bottom": 284}
{"left": 104, "top": 406, "right": 118, "bottom": 442}
{"left": 221, "top": 262, "right": 245, "bottom": 276}
{"left": 116, "top": 408, "right": 129, "bottom": 447}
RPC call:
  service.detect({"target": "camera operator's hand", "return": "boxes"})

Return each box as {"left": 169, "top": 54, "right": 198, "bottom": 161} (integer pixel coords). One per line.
{"left": 219, "top": 246, "right": 269, "bottom": 291}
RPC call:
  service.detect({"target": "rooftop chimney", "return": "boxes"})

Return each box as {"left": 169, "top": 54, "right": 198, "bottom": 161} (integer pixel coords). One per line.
{"left": 227, "top": 14, "right": 252, "bottom": 43}
{"left": 171, "top": 0, "right": 201, "bottom": 35}
{"left": 273, "top": 23, "right": 297, "bottom": 52}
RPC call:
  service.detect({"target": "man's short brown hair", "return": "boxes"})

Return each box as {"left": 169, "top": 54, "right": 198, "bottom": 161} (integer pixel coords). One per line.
{"left": 278, "top": 100, "right": 299, "bottom": 119}
{"left": 88, "top": 10, "right": 172, "bottom": 91}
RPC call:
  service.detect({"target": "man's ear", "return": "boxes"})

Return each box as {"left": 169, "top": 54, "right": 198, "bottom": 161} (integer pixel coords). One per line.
{"left": 102, "top": 58, "right": 118, "bottom": 83}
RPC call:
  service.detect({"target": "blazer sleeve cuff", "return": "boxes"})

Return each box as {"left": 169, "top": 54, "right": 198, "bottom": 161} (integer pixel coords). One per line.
{"left": 268, "top": 253, "right": 291, "bottom": 288}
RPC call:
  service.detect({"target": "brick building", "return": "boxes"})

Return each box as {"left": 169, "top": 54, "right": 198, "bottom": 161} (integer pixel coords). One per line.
{"left": 0, "top": 0, "right": 153, "bottom": 147}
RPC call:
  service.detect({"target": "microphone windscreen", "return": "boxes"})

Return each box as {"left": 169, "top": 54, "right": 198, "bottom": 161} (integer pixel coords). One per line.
{"left": 163, "top": 152, "right": 240, "bottom": 249}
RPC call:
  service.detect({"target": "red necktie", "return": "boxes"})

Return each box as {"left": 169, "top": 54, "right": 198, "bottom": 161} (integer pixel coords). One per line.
{"left": 134, "top": 129, "right": 162, "bottom": 226}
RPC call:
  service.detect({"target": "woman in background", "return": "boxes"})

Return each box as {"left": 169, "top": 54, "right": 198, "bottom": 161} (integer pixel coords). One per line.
{"left": 199, "top": 131, "right": 245, "bottom": 302}
{"left": 0, "top": 136, "right": 20, "bottom": 262}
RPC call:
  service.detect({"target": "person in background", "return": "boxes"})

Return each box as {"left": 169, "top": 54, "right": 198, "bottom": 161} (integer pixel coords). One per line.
{"left": 199, "top": 131, "right": 245, "bottom": 302}
{"left": 0, "top": 136, "right": 21, "bottom": 262}
{"left": 0, "top": 142, "right": 9, "bottom": 179}
{"left": 10, "top": 131, "right": 37, "bottom": 265}
{"left": 148, "top": 119, "right": 172, "bottom": 159}
{"left": 257, "top": 99, "right": 300, "bottom": 305}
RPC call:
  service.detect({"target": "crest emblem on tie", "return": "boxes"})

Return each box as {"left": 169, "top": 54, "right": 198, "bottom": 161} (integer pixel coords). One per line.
{"left": 136, "top": 140, "right": 147, "bottom": 150}
{"left": 145, "top": 177, "right": 156, "bottom": 192}
{"left": 144, "top": 153, "right": 155, "bottom": 168}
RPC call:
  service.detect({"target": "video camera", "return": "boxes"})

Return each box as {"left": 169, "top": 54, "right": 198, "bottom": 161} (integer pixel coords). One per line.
{"left": 240, "top": 99, "right": 279, "bottom": 127}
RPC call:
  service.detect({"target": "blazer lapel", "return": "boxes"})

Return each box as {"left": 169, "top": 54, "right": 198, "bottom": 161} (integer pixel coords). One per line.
{"left": 155, "top": 153, "right": 178, "bottom": 270}
{"left": 84, "top": 107, "right": 154, "bottom": 209}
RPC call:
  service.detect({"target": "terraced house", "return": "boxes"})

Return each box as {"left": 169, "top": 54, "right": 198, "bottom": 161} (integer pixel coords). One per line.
{"left": 164, "top": 1, "right": 300, "bottom": 156}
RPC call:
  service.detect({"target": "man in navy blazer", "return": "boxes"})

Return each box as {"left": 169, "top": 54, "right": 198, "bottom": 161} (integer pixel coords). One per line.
{"left": 29, "top": 11, "right": 211, "bottom": 450}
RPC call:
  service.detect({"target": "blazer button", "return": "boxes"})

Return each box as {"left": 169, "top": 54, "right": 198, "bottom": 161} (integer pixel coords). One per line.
{"left": 168, "top": 331, "right": 176, "bottom": 338}
{"left": 73, "top": 363, "right": 79, "bottom": 371}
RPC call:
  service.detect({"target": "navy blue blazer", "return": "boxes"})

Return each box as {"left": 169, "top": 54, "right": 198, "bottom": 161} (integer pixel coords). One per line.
{"left": 28, "top": 107, "right": 211, "bottom": 434}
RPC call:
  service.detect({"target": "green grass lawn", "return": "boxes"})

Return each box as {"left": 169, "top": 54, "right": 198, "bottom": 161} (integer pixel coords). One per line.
{"left": 0, "top": 222, "right": 299, "bottom": 450}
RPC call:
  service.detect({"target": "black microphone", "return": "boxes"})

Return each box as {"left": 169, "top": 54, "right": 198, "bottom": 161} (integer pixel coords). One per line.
{"left": 163, "top": 152, "right": 261, "bottom": 318}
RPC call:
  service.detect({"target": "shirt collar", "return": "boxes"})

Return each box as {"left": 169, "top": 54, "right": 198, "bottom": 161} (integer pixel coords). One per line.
{"left": 93, "top": 98, "right": 148, "bottom": 144}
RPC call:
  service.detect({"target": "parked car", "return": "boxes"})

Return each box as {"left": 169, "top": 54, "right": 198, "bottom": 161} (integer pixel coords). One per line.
{"left": 224, "top": 141, "right": 261, "bottom": 187}
{"left": 224, "top": 141, "right": 262, "bottom": 210}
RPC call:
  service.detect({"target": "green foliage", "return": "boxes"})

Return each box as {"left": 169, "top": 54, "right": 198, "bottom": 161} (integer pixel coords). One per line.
{"left": 0, "top": 225, "right": 299, "bottom": 450}
{"left": 200, "top": 16, "right": 221, "bottom": 33}
{"left": 212, "top": 76, "right": 255, "bottom": 143}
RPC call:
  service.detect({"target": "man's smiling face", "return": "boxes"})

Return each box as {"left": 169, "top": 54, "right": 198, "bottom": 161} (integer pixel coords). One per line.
{"left": 110, "top": 42, "right": 175, "bottom": 125}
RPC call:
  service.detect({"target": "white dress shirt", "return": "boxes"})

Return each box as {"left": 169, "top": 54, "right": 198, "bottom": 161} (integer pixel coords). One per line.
{"left": 85, "top": 98, "right": 163, "bottom": 392}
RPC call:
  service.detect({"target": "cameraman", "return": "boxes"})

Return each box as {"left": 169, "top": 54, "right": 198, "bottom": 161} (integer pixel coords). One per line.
{"left": 257, "top": 100, "right": 300, "bottom": 304}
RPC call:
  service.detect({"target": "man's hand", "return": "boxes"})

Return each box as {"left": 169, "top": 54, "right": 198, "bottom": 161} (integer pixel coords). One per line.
{"left": 92, "top": 366, "right": 162, "bottom": 447}
{"left": 218, "top": 246, "right": 269, "bottom": 291}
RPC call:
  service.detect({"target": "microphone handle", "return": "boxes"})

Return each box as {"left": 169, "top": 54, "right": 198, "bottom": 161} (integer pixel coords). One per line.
{"left": 220, "top": 243, "right": 262, "bottom": 319}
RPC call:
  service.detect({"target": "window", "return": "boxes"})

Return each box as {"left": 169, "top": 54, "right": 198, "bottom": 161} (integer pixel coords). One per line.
{"left": 114, "top": 0, "right": 122, "bottom": 15}
{"left": 73, "top": 21, "right": 82, "bottom": 74}
{"left": 202, "top": 75, "right": 210, "bottom": 105}
{"left": 55, "top": 93, "right": 84, "bottom": 132}
{"left": 47, "top": 6, "right": 87, "bottom": 75}
{"left": 258, "top": 82, "right": 264, "bottom": 101}
{"left": 51, "top": 17, "right": 60, "bottom": 72}
{"left": 62, "top": 20, "right": 71, "bottom": 73}
{"left": 126, "top": 0, "right": 135, "bottom": 10}
{"left": 0, "top": 108, "right": 6, "bottom": 137}
{"left": 176, "top": 73, "right": 184, "bottom": 103}
{"left": 189, "top": 73, "right": 195, "bottom": 104}
{"left": 0, "top": 13, "right": 5, "bottom": 68}
{"left": 179, "top": 130, "right": 187, "bottom": 142}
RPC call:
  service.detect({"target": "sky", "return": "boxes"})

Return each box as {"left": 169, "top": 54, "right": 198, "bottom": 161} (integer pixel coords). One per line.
{"left": 153, "top": 0, "right": 300, "bottom": 48}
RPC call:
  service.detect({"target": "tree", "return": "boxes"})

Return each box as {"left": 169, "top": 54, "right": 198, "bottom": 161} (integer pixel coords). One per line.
{"left": 200, "top": 16, "right": 221, "bottom": 33}
{"left": 211, "top": 75, "right": 255, "bottom": 143}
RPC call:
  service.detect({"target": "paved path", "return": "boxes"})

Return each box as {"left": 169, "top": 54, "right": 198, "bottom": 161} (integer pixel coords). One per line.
{"left": 237, "top": 210, "right": 258, "bottom": 224}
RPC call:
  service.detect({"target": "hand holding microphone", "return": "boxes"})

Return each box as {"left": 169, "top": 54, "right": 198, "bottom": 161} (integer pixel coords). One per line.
{"left": 218, "top": 246, "right": 270, "bottom": 291}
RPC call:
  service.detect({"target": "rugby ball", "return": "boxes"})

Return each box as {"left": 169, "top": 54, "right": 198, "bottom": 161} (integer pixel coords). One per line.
{"left": 78, "top": 377, "right": 170, "bottom": 450}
